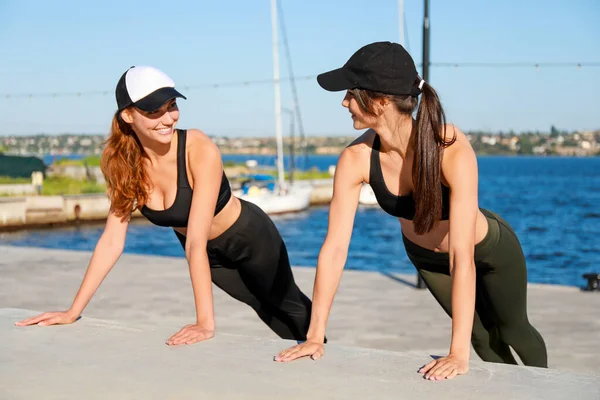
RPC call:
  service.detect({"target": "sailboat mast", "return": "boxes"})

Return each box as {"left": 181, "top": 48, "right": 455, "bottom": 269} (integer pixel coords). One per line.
{"left": 398, "top": 0, "right": 405, "bottom": 46}
{"left": 270, "top": 0, "right": 285, "bottom": 191}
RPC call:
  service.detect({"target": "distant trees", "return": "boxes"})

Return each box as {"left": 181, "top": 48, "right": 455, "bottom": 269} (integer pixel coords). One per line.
{"left": 517, "top": 135, "right": 534, "bottom": 155}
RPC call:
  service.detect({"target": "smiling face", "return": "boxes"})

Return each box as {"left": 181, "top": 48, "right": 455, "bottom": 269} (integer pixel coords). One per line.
{"left": 342, "top": 90, "right": 383, "bottom": 130}
{"left": 120, "top": 99, "right": 180, "bottom": 145}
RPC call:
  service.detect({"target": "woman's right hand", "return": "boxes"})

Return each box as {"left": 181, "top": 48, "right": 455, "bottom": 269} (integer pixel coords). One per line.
{"left": 14, "top": 311, "right": 79, "bottom": 327}
{"left": 274, "top": 340, "right": 325, "bottom": 362}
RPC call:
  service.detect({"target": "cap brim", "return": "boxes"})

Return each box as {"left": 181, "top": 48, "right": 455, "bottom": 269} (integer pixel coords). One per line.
{"left": 133, "top": 87, "right": 187, "bottom": 112}
{"left": 317, "top": 68, "right": 355, "bottom": 92}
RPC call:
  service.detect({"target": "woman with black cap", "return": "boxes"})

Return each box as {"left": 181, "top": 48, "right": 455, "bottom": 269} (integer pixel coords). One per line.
{"left": 275, "top": 42, "right": 547, "bottom": 379}
{"left": 15, "top": 66, "right": 317, "bottom": 346}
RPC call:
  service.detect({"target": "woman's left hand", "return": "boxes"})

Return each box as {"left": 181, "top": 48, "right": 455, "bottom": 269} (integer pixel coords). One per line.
{"left": 418, "top": 354, "right": 469, "bottom": 380}
{"left": 166, "top": 324, "right": 215, "bottom": 346}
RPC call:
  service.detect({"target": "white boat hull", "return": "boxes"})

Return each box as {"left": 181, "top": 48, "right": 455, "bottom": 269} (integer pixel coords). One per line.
{"left": 237, "top": 184, "right": 313, "bottom": 215}
{"left": 359, "top": 184, "right": 378, "bottom": 206}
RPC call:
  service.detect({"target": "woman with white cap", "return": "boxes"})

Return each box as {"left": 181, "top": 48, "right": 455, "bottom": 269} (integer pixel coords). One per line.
{"left": 16, "top": 66, "right": 318, "bottom": 346}
{"left": 275, "top": 42, "right": 547, "bottom": 379}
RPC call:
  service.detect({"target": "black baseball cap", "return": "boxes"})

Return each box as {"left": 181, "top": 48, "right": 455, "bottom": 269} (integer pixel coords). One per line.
{"left": 317, "top": 41, "right": 422, "bottom": 97}
{"left": 115, "top": 66, "right": 186, "bottom": 112}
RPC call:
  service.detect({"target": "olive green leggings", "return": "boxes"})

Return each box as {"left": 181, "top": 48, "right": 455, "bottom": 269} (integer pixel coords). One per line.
{"left": 403, "top": 209, "right": 548, "bottom": 367}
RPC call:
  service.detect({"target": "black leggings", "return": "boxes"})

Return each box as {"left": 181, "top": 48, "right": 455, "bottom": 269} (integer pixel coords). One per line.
{"left": 403, "top": 209, "right": 548, "bottom": 367}
{"left": 175, "top": 198, "right": 313, "bottom": 341}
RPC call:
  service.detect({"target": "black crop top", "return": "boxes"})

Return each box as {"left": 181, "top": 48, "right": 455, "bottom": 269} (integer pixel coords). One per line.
{"left": 140, "top": 129, "right": 232, "bottom": 228}
{"left": 368, "top": 134, "right": 450, "bottom": 220}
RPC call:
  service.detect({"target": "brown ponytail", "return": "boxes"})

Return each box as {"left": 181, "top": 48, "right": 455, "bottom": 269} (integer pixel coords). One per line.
{"left": 351, "top": 80, "right": 456, "bottom": 235}
{"left": 412, "top": 82, "right": 455, "bottom": 234}
{"left": 100, "top": 111, "right": 152, "bottom": 219}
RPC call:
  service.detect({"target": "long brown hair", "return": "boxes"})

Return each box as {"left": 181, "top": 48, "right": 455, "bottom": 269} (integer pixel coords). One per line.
{"left": 100, "top": 111, "right": 152, "bottom": 219}
{"left": 351, "top": 79, "right": 455, "bottom": 235}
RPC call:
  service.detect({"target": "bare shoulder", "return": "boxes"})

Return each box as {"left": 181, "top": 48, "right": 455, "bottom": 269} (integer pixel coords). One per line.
{"left": 336, "top": 130, "right": 375, "bottom": 183}
{"left": 348, "top": 129, "right": 376, "bottom": 149}
{"left": 443, "top": 124, "right": 474, "bottom": 156}
{"left": 441, "top": 124, "right": 477, "bottom": 179}
{"left": 342, "top": 129, "right": 376, "bottom": 160}
{"left": 184, "top": 128, "right": 221, "bottom": 162}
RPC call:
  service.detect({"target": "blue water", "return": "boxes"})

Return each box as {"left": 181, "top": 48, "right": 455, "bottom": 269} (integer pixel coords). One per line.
{"left": 3, "top": 156, "right": 599, "bottom": 287}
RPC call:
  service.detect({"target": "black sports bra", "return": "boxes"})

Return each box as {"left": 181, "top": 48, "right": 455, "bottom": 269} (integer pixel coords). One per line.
{"left": 368, "top": 134, "right": 450, "bottom": 220}
{"left": 140, "top": 129, "right": 231, "bottom": 228}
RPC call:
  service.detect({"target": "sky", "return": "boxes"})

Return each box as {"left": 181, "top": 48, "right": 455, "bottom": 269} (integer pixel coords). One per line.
{"left": 0, "top": 0, "right": 598, "bottom": 137}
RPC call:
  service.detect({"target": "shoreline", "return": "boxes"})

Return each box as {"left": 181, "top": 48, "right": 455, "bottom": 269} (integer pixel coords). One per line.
{"left": 4, "top": 151, "right": 600, "bottom": 163}
{"left": 0, "top": 180, "right": 335, "bottom": 232}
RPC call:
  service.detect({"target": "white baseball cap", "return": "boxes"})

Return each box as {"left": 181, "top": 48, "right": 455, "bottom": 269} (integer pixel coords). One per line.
{"left": 115, "top": 66, "right": 186, "bottom": 112}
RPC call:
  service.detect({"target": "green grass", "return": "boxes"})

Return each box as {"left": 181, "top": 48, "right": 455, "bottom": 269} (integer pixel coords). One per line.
{"left": 41, "top": 176, "right": 106, "bottom": 196}
{"left": 0, "top": 176, "right": 105, "bottom": 196}
{"left": 245, "top": 168, "right": 331, "bottom": 181}
{"left": 0, "top": 176, "right": 30, "bottom": 184}
{"left": 83, "top": 156, "right": 102, "bottom": 167}
{"left": 285, "top": 170, "right": 332, "bottom": 180}
{"left": 1, "top": 166, "right": 330, "bottom": 198}
{"left": 223, "top": 160, "right": 246, "bottom": 167}
{"left": 55, "top": 155, "right": 101, "bottom": 167}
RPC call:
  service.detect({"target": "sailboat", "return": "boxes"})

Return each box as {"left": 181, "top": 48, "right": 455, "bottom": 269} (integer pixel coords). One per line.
{"left": 359, "top": 184, "right": 379, "bottom": 206}
{"left": 237, "top": 0, "right": 312, "bottom": 215}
